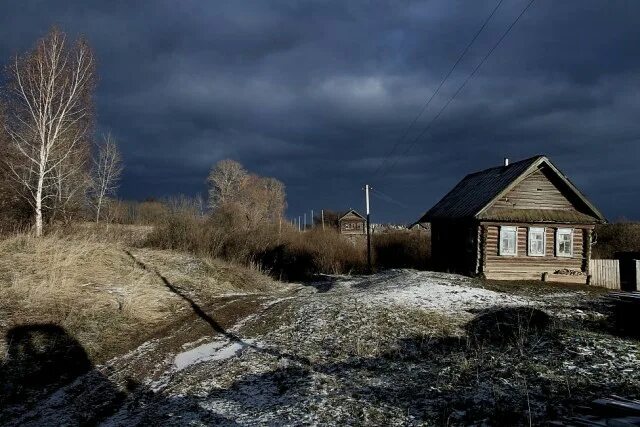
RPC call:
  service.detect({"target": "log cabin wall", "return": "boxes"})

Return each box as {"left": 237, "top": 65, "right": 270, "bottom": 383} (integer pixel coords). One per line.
{"left": 340, "top": 219, "right": 365, "bottom": 235}
{"left": 481, "top": 223, "right": 591, "bottom": 280}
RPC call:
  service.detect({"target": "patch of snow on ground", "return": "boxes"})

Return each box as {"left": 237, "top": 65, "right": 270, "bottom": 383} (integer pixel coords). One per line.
{"left": 175, "top": 339, "right": 256, "bottom": 371}
{"left": 354, "top": 270, "right": 531, "bottom": 313}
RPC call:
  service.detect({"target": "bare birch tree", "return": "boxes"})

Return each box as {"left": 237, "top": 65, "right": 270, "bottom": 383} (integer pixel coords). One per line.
{"left": 3, "top": 28, "right": 95, "bottom": 236}
{"left": 207, "top": 159, "right": 248, "bottom": 209}
{"left": 89, "top": 133, "right": 123, "bottom": 223}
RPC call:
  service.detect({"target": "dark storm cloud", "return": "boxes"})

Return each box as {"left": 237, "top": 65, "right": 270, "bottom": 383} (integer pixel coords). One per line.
{"left": 1, "top": 1, "right": 639, "bottom": 221}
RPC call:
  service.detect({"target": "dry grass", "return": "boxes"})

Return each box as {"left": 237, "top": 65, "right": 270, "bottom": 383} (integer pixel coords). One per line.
{"left": 145, "top": 213, "right": 369, "bottom": 280}
{"left": 0, "top": 232, "right": 280, "bottom": 363}
{"left": 144, "top": 213, "right": 432, "bottom": 280}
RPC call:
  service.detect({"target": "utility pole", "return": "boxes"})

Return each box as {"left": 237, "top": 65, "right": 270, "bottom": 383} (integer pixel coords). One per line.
{"left": 298, "top": 216, "right": 301, "bottom": 232}
{"left": 321, "top": 209, "right": 325, "bottom": 231}
{"left": 303, "top": 213, "right": 307, "bottom": 230}
{"left": 365, "top": 184, "right": 372, "bottom": 273}
{"left": 311, "top": 209, "right": 314, "bottom": 229}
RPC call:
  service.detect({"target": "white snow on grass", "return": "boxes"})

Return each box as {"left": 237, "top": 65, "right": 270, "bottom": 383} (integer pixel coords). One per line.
{"left": 174, "top": 339, "right": 256, "bottom": 371}
{"left": 349, "top": 270, "right": 531, "bottom": 313}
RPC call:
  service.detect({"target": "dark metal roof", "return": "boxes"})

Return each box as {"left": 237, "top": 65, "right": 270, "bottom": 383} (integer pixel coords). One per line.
{"left": 419, "top": 156, "right": 543, "bottom": 221}
{"left": 417, "top": 155, "right": 606, "bottom": 223}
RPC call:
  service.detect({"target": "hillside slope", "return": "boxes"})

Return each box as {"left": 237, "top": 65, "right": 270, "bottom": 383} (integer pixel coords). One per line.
{"left": 0, "top": 235, "right": 287, "bottom": 364}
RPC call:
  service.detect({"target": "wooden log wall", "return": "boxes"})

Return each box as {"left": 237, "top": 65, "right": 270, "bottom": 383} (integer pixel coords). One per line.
{"left": 483, "top": 224, "right": 586, "bottom": 280}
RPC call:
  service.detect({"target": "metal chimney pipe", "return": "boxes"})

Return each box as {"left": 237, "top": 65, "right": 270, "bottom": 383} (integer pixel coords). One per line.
{"left": 504, "top": 157, "right": 509, "bottom": 166}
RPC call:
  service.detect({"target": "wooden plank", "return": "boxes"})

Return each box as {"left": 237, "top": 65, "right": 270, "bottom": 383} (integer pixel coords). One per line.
{"left": 589, "top": 259, "right": 620, "bottom": 289}
{"left": 492, "top": 169, "right": 576, "bottom": 210}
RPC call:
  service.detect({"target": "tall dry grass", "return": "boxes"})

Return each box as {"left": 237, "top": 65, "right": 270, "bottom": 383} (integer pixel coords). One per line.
{"left": 0, "top": 235, "right": 180, "bottom": 360}
{"left": 145, "top": 213, "right": 369, "bottom": 280}
{"left": 0, "top": 231, "right": 278, "bottom": 363}
{"left": 372, "top": 231, "right": 431, "bottom": 270}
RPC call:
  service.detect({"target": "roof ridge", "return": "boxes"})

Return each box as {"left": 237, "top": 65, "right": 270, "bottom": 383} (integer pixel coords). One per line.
{"left": 463, "top": 155, "right": 545, "bottom": 179}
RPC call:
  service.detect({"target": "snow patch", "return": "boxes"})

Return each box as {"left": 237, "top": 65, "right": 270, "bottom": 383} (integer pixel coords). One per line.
{"left": 174, "top": 339, "right": 256, "bottom": 371}
{"left": 355, "top": 270, "right": 530, "bottom": 313}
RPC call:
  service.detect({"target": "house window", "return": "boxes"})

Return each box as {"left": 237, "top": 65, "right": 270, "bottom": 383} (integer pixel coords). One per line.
{"left": 499, "top": 226, "right": 517, "bottom": 256}
{"left": 556, "top": 228, "right": 573, "bottom": 257}
{"left": 528, "top": 227, "right": 545, "bottom": 256}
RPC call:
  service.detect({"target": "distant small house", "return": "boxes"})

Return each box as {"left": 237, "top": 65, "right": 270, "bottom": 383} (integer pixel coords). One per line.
{"left": 416, "top": 155, "right": 606, "bottom": 283}
{"left": 338, "top": 209, "right": 366, "bottom": 235}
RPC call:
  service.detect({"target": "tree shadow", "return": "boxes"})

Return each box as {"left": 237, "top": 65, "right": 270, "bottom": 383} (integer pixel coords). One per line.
{"left": 124, "top": 250, "right": 310, "bottom": 366}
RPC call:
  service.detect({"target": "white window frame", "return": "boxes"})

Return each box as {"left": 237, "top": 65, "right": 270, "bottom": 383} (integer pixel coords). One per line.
{"left": 528, "top": 227, "right": 546, "bottom": 257}
{"left": 499, "top": 226, "right": 518, "bottom": 256}
{"left": 556, "top": 228, "right": 574, "bottom": 258}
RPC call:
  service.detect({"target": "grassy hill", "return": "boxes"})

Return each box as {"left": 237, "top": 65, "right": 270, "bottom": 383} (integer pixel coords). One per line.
{"left": 0, "top": 232, "right": 284, "bottom": 364}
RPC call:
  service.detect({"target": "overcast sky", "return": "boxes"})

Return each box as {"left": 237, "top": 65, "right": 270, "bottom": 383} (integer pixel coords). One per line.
{"left": 2, "top": 1, "right": 639, "bottom": 223}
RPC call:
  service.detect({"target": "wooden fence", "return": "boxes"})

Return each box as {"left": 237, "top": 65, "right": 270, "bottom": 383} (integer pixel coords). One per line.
{"left": 589, "top": 259, "right": 620, "bottom": 289}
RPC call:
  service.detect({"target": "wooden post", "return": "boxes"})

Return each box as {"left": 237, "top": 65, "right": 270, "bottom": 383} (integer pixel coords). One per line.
{"left": 365, "top": 184, "right": 372, "bottom": 273}
{"left": 321, "top": 209, "right": 325, "bottom": 231}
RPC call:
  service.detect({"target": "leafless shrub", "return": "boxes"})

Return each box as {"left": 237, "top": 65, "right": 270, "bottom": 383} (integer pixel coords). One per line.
{"left": 592, "top": 222, "right": 640, "bottom": 258}
{"left": 207, "top": 159, "right": 286, "bottom": 230}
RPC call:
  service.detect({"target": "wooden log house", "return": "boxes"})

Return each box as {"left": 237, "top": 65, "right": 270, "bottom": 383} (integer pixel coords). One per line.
{"left": 338, "top": 209, "right": 366, "bottom": 235}
{"left": 416, "top": 156, "right": 606, "bottom": 283}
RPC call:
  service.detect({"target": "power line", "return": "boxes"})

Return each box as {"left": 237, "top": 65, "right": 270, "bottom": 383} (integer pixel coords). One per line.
{"left": 370, "top": 187, "right": 410, "bottom": 209}
{"left": 374, "top": 0, "right": 505, "bottom": 178}
{"left": 380, "top": 0, "right": 536, "bottom": 179}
